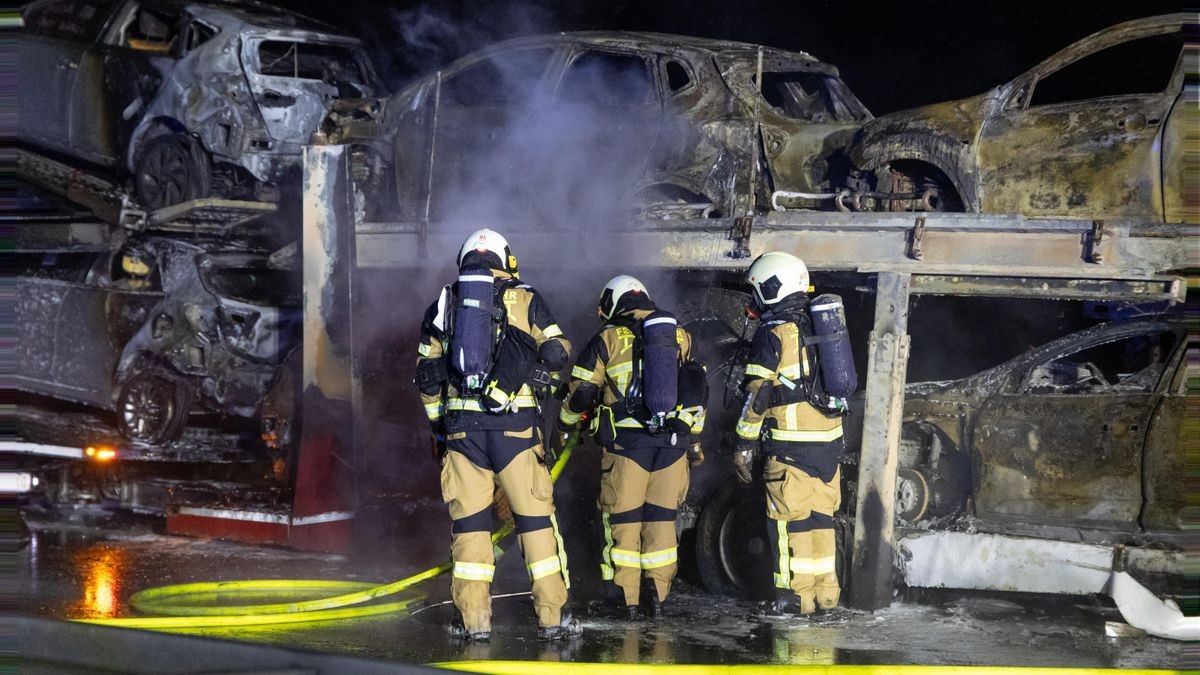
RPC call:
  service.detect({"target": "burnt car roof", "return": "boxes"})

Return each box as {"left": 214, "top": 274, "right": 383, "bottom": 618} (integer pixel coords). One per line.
{"left": 474, "top": 31, "right": 830, "bottom": 69}
{"left": 125, "top": 0, "right": 351, "bottom": 36}
{"left": 915, "top": 317, "right": 1184, "bottom": 397}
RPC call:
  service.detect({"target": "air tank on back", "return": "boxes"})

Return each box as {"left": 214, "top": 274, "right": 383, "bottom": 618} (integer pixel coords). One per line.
{"left": 809, "top": 294, "right": 857, "bottom": 397}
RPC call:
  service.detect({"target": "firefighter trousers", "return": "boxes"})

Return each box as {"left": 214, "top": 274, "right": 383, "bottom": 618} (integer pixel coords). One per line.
{"left": 764, "top": 457, "right": 841, "bottom": 613}
{"left": 598, "top": 442, "right": 690, "bottom": 607}
{"left": 441, "top": 426, "right": 569, "bottom": 633}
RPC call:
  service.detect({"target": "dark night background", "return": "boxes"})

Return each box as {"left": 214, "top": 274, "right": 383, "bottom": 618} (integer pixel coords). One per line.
{"left": 279, "top": 0, "right": 1185, "bottom": 114}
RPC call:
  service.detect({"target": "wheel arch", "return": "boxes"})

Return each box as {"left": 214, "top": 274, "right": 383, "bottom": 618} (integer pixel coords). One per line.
{"left": 853, "top": 133, "right": 979, "bottom": 211}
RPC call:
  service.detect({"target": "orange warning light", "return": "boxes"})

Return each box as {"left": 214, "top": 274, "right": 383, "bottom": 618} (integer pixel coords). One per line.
{"left": 85, "top": 446, "right": 117, "bottom": 462}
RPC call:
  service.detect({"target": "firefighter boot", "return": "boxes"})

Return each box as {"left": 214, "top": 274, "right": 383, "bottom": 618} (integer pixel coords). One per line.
{"left": 538, "top": 611, "right": 584, "bottom": 641}
{"left": 641, "top": 577, "right": 662, "bottom": 618}
{"left": 447, "top": 607, "right": 491, "bottom": 641}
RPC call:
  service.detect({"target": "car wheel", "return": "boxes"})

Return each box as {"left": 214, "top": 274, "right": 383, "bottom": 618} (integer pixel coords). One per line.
{"left": 695, "top": 482, "right": 774, "bottom": 598}
{"left": 896, "top": 467, "right": 930, "bottom": 523}
{"left": 116, "top": 371, "right": 192, "bottom": 444}
{"left": 135, "top": 134, "right": 211, "bottom": 210}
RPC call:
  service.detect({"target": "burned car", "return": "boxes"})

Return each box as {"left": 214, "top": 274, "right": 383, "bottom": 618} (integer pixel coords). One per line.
{"left": 18, "top": 0, "right": 381, "bottom": 209}
{"left": 688, "top": 314, "right": 1186, "bottom": 596}
{"left": 323, "top": 32, "right": 871, "bottom": 221}
{"left": 843, "top": 14, "right": 1189, "bottom": 219}
{"left": 16, "top": 238, "right": 300, "bottom": 444}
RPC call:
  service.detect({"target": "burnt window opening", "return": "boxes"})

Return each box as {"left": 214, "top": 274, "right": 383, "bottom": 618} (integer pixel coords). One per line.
{"left": 558, "top": 51, "right": 656, "bottom": 106}
{"left": 202, "top": 266, "right": 300, "bottom": 307}
{"left": 24, "top": 0, "right": 109, "bottom": 41}
{"left": 1029, "top": 31, "right": 1183, "bottom": 108}
{"left": 1022, "top": 331, "right": 1177, "bottom": 395}
{"left": 440, "top": 48, "right": 553, "bottom": 106}
{"left": 185, "top": 20, "right": 217, "bottom": 52}
{"left": 665, "top": 59, "right": 691, "bottom": 93}
{"left": 757, "top": 71, "right": 869, "bottom": 123}
{"left": 121, "top": 6, "right": 181, "bottom": 54}
{"left": 258, "top": 41, "right": 367, "bottom": 87}
{"left": 18, "top": 252, "right": 96, "bottom": 283}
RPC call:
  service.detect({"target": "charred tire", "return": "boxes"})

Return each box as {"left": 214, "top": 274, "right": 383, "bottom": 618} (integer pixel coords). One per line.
{"left": 116, "top": 371, "right": 192, "bottom": 445}
{"left": 896, "top": 467, "right": 931, "bottom": 523}
{"left": 135, "top": 134, "right": 211, "bottom": 210}
{"left": 695, "top": 482, "right": 773, "bottom": 599}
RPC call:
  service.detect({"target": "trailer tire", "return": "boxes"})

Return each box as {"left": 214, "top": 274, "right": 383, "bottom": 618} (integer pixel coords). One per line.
{"left": 135, "top": 134, "right": 211, "bottom": 210}
{"left": 695, "top": 482, "right": 774, "bottom": 599}
{"left": 116, "top": 370, "right": 192, "bottom": 444}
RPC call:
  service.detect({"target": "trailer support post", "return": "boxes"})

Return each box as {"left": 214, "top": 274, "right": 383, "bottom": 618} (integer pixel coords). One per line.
{"left": 848, "top": 271, "right": 911, "bottom": 610}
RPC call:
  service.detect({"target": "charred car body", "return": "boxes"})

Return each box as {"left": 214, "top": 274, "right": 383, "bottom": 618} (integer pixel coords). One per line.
{"left": 322, "top": 32, "right": 871, "bottom": 221}
{"left": 18, "top": 0, "right": 381, "bottom": 209}
{"left": 843, "top": 14, "right": 1190, "bottom": 219}
{"left": 685, "top": 310, "right": 1186, "bottom": 597}
{"left": 16, "top": 237, "right": 300, "bottom": 445}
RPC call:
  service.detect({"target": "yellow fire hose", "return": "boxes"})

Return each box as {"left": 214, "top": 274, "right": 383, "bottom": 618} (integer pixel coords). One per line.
{"left": 73, "top": 434, "right": 578, "bottom": 629}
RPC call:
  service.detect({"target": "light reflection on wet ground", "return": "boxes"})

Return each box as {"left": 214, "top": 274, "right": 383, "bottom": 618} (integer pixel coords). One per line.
{"left": 18, "top": 512, "right": 1184, "bottom": 669}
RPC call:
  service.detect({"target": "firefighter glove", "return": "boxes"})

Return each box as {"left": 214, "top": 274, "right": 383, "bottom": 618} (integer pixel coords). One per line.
{"left": 688, "top": 442, "right": 705, "bottom": 467}
{"left": 733, "top": 440, "right": 757, "bottom": 484}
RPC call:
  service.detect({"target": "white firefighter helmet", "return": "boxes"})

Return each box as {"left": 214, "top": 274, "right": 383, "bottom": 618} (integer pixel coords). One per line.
{"left": 746, "top": 251, "right": 809, "bottom": 313}
{"left": 598, "top": 274, "right": 649, "bottom": 320}
{"left": 457, "top": 228, "right": 516, "bottom": 272}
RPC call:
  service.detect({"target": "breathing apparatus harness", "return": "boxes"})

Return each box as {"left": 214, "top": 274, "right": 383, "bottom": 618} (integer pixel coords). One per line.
{"left": 747, "top": 294, "right": 852, "bottom": 419}
{"left": 414, "top": 269, "right": 554, "bottom": 414}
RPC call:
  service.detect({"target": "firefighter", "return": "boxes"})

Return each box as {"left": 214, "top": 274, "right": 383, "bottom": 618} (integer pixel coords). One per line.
{"left": 558, "top": 275, "right": 707, "bottom": 619}
{"left": 415, "top": 228, "right": 579, "bottom": 641}
{"left": 733, "top": 251, "right": 850, "bottom": 616}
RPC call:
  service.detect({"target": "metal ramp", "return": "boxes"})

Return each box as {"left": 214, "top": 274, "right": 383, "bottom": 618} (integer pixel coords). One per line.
{"left": 16, "top": 147, "right": 277, "bottom": 236}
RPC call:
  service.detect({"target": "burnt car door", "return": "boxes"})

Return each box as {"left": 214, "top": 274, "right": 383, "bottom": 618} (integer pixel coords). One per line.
{"left": 241, "top": 35, "right": 376, "bottom": 148}
{"left": 50, "top": 247, "right": 165, "bottom": 408}
{"left": 970, "top": 325, "right": 1181, "bottom": 531}
{"left": 18, "top": 0, "right": 114, "bottom": 156}
{"left": 976, "top": 22, "right": 1183, "bottom": 219}
{"left": 420, "top": 46, "right": 557, "bottom": 222}
{"left": 752, "top": 66, "right": 870, "bottom": 203}
{"left": 70, "top": 0, "right": 181, "bottom": 166}
{"left": 549, "top": 47, "right": 664, "bottom": 213}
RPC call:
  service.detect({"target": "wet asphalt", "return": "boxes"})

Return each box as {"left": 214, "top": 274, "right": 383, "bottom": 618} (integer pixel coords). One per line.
{"left": 17, "top": 507, "right": 1185, "bottom": 670}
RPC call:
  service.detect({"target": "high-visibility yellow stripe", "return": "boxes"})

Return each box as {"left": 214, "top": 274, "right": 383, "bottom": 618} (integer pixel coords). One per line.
{"left": 610, "top": 548, "right": 641, "bottom": 568}
{"left": 571, "top": 365, "right": 597, "bottom": 381}
{"left": 600, "top": 512, "right": 615, "bottom": 580}
{"left": 639, "top": 547, "right": 678, "bottom": 569}
{"left": 550, "top": 514, "right": 570, "bottom": 590}
{"left": 527, "top": 555, "right": 562, "bottom": 580}
{"left": 615, "top": 418, "right": 646, "bottom": 428}
{"left": 768, "top": 427, "right": 844, "bottom": 443}
{"left": 736, "top": 418, "right": 763, "bottom": 440}
{"left": 424, "top": 401, "right": 443, "bottom": 417}
{"left": 774, "top": 519, "right": 790, "bottom": 590}
{"left": 744, "top": 363, "right": 774, "bottom": 379}
{"left": 438, "top": 660, "right": 1185, "bottom": 674}
{"left": 789, "top": 555, "right": 836, "bottom": 576}
{"left": 559, "top": 407, "right": 583, "bottom": 425}
{"left": 453, "top": 562, "right": 496, "bottom": 582}
{"left": 608, "top": 362, "right": 633, "bottom": 376}
{"left": 447, "top": 396, "right": 537, "bottom": 412}
{"left": 417, "top": 343, "right": 433, "bottom": 357}
{"left": 542, "top": 324, "right": 564, "bottom": 338}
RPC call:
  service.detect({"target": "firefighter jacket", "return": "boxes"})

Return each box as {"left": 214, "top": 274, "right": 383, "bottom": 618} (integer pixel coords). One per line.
{"left": 736, "top": 298, "right": 843, "bottom": 481}
{"left": 417, "top": 268, "right": 570, "bottom": 431}
{"left": 559, "top": 308, "right": 705, "bottom": 442}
